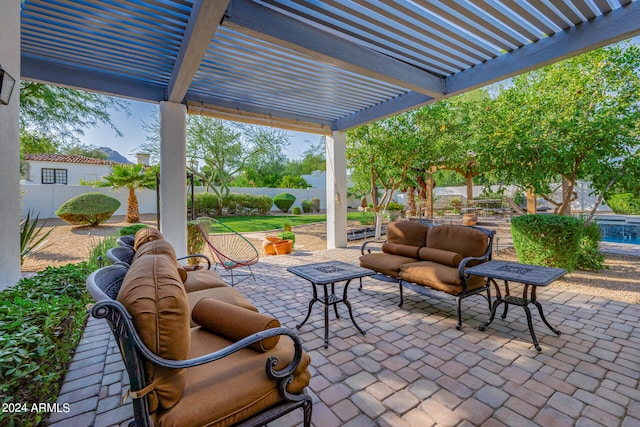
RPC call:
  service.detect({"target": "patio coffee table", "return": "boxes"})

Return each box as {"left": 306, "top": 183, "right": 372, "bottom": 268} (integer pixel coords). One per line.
{"left": 466, "top": 260, "right": 567, "bottom": 351}
{"left": 287, "top": 261, "right": 374, "bottom": 348}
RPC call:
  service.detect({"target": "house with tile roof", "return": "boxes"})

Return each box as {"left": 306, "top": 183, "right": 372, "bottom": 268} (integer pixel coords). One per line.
{"left": 22, "top": 154, "right": 123, "bottom": 185}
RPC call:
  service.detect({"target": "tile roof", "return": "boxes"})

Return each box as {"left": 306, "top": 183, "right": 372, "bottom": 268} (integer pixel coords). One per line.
{"left": 23, "top": 154, "right": 121, "bottom": 165}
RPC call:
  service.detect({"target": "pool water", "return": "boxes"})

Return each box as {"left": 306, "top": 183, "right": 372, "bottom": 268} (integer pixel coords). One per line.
{"left": 599, "top": 223, "right": 640, "bottom": 245}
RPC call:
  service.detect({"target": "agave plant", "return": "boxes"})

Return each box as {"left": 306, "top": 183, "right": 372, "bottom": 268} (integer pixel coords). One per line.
{"left": 20, "top": 209, "right": 54, "bottom": 265}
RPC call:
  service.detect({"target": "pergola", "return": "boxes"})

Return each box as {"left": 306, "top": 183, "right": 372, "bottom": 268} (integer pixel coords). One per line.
{"left": 1, "top": 0, "right": 639, "bottom": 288}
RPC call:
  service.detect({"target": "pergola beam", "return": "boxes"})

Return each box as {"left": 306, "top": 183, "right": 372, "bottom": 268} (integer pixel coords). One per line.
{"left": 167, "top": 0, "right": 229, "bottom": 103}
{"left": 224, "top": 0, "right": 444, "bottom": 98}
{"left": 21, "top": 56, "right": 165, "bottom": 102}
{"left": 334, "top": 91, "right": 433, "bottom": 131}
{"left": 446, "top": 1, "right": 640, "bottom": 95}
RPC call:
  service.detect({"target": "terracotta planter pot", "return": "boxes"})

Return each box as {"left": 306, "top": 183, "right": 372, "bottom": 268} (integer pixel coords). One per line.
{"left": 262, "top": 236, "right": 281, "bottom": 255}
{"left": 462, "top": 213, "right": 478, "bottom": 226}
{"left": 273, "top": 239, "right": 293, "bottom": 255}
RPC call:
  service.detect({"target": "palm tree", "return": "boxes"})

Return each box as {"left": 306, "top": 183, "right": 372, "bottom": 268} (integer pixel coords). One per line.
{"left": 101, "top": 164, "right": 156, "bottom": 223}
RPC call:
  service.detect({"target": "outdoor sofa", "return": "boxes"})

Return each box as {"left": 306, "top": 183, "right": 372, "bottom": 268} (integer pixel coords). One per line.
{"left": 87, "top": 228, "right": 312, "bottom": 426}
{"left": 359, "top": 220, "right": 495, "bottom": 329}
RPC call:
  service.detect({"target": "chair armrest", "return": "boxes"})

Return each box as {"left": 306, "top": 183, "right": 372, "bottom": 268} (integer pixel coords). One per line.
{"left": 177, "top": 254, "right": 212, "bottom": 270}
{"left": 91, "top": 300, "right": 304, "bottom": 380}
{"left": 360, "top": 240, "right": 386, "bottom": 255}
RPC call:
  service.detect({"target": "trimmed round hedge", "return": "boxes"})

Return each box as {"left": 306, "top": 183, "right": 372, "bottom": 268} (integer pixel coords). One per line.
{"left": 273, "top": 192, "right": 296, "bottom": 213}
{"left": 511, "top": 214, "right": 582, "bottom": 272}
{"left": 56, "top": 192, "right": 120, "bottom": 226}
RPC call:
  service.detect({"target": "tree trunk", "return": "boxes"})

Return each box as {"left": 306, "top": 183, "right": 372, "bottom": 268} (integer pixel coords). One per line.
{"left": 559, "top": 179, "right": 575, "bottom": 215}
{"left": 407, "top": 186, "right": 416, "bottom": 216}
{"left": 426, "top": 174, "right": 435, "bottom": 220}
{"left": 126, "top": 188, "right": 140, "bottom": 223}
{"left": 526, "top": 188, "right": 536, "bottom": 214}
{"left": 466, "top": 173, "right": 473, "bottom": 204}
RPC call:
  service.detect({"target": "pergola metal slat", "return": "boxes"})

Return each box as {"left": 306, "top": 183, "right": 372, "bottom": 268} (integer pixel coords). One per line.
{"left": 260, "top": 0, "right": 461, "bottom": 74}
{"left": 468, "top": 0, "right": 541, "bottom": 42}
{"left": 310, "top": 0, "right": 476, "bottom": 69}
{"left": 359, "top": 0, "right": 496, "bottom": 61}
{"left": 24, "top": 2, "right": 184, "bottom": 51}
{"left": 22, "top": 19, "right": 178, "bottom": 66}
{"left": 526, "top": 0, "right": 576, "bottom": 29}
{"left": 211, "top": 27, "right": 407, "bottom": 95}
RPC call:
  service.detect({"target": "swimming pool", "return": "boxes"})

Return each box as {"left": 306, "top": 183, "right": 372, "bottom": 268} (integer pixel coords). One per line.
{"left": 598, "top": 217, "right": 640, "bottom": 245}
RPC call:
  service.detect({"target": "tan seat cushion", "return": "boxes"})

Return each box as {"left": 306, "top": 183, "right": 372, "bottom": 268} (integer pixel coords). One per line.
{"left": 133, "top": 239, "right": 188, "bottom": 282}
{"left": 134, "top": 227, "right": 164, "bottom": 251}
{"left": 183, "top": 269, "right": 228, "bottom": 293}
{"left": 359, "top": 253, "right": 419, "bottom": 278}
{"left": 117, "top": 254, "right": 190, "bottom": 413}
{"left": 418, "top": 247, "right": 463, "bottom": 267}
{"left": 399, "top": 261, "right": 486, "bottom": 295}
{"left": 155, "top": 329, "right": 311, "bottom": 427}
{"left": 192, "top": 298, "right": 280, "bottom": 351}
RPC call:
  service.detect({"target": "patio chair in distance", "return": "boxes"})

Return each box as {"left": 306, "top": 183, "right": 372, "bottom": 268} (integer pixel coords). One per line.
{"left": 197, "top": 216, "right": 259, "bottom": 285}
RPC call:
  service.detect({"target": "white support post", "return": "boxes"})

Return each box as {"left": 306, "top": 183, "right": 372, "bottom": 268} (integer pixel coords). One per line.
{"left": 326, "top": 131, "right": 347, "bottom": 249}
{"left": 159, "top": 101, "right": 188, "bottom": 258}
{"left": 0, "top": 0, "right": 22, "bottom": 290}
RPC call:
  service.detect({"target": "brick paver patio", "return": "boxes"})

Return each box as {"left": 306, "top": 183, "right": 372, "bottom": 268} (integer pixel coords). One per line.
{"left": 49, "top": 246, "right": 640, "bottom": 427}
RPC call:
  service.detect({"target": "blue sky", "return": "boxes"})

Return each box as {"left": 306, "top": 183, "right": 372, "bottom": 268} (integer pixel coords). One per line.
{"left": 80, "top": 100, "right": 323, "bottom": 163}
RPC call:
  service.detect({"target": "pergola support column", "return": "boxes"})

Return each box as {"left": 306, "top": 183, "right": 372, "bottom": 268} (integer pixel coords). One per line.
{"left": 159, "top": 101, "right": 187, "bottom": 258}
{"left": 326, "top": 131, "right": 347, "bottom": 249}
{"left": 0, "top": 0, "right": 22, "bottom": 290}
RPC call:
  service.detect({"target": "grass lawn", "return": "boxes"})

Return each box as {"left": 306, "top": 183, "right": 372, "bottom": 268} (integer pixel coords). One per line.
{"left": 216, "top": 212, "right": 370, "bottom": 232}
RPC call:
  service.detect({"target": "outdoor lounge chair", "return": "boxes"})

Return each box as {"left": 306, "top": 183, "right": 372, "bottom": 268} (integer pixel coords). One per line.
{"left": 86, "top": 261, "right": 312, "bottom": 427}
{"left": 197, "top": 217, "right": 259, "bottom": 285}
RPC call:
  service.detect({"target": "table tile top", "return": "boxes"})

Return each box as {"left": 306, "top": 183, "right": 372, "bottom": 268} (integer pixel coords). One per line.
{"left": 287, "top": 261, "right": 374, "bottom": 285}
{"left": 466, "top": 260, "right": 567, "bottom": 286}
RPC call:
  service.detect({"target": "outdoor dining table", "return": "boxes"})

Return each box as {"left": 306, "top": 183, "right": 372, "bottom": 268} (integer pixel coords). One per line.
{"left": 466, "top": 260, "right": 567, "bottom": 351}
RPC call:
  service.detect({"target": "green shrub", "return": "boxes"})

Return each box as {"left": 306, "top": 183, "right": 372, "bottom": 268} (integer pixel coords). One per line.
{"left": 301, "top": 199, "right": 312, "bottom": 213}
{"left": 20, "top": 210, "right": 54, "bottom": 266}
{"left": 192, "top": 193, "right": 273, "bottom": 217}
{"left": 386, "top": 201, "right": 404, "bottom": 211}
{"left": 359, "top": 211, "right": 375, "bottom": 225}
{"left": 119, "top": 224, "right": 149, "bottom": 236}
{"left": 311, "top": 198, "right": 321, "bottom": 213}
{"left": 56, "top": 192, "right": 120, "bottom": 226}
{"left": 292, "top": 206, "right": 301, "bottom": 215}
{"left": 277, "top": 231, "right": 296, "bottom": 247}
{"left": 577, "top": 220, "right": 607, "bottom": 271}
{"left": 88, "top": 235, "right": 118, "bottom": 270}
{"left": 187, "top": 220, "right": 205, "bottom": 265}
{"left": 605, "top": 193, "right": 640, "bottom": 215}
{"left": 193, "top": 192, "right": 221, "bottom": 217}
{"left": 273, "top": 192, "right": 296, "bottom": 213}
{"left": 511, "top": 214, "right": 582, "bottom": 271}
{"left": 0, "top": 263, "right": 93, "bottom": 427}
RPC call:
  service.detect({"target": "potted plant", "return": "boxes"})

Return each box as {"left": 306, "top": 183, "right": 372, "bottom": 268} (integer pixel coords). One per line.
{"left": 262, "top": 236, "right": 281, "bottom": 255}
{"left": 386, "top": 201, "right": 405, "bottom": 221}
{"left": 273, "top": 239, "right": 293, "bottom": 255}
{"left": 277, "top": 231, "right": 295, "bottom": 248}
{"left": 283, "top": 217, "right": 292, "bottom": 232}
{"left": 186, "top": 220, "right": 205, "bottom": 265}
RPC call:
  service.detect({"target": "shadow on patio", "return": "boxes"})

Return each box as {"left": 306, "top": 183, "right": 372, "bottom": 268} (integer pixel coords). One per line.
{"left": 50, "top": 247, "right": 640, "bottom": 427}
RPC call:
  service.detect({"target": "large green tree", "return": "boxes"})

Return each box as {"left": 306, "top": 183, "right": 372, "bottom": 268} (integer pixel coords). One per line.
{"left": 347, "top": 113, "right": 418, "bottom": 237}
{"left": 20, "top": 81, "right": 129, "bottom": 150}
{"left": 477, "top": 43, "right": 640, "bottom": 220}
{"left": 100, "top": 164, "right": 156, "bottom": 223}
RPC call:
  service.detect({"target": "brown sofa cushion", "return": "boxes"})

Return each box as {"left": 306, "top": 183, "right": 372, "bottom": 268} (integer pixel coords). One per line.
{"left": 134, "top": 227, "right": 164, "bottom": 251}
{"left": 400, "top": 261, "right": 486, "bottom": 295}
{"left": 426, "top": 224, "right": 488, "bottom": 260}
{"left": 359, "top": 253, "right": 419, "bottom": 278}
{"left": 418, "top": 247, "right": 463, "bottom": 267}
{"left": 183, "top": 269, "right": 228, "bottom": 293}
{"left": 192, "top": 298, "right": 280, "bottom": 352}
{"left": 133, "top": 239, "right": 177, "bottom": 264}
{"left": 386, "top": 221, "right": 429, "bottom": 247}
{"left": 117, "top": 254, "right": 190, "bottom": 413}
{"left": 156, "top": 329, "right": 311, "bottom": 427}
{"left": 187, "top": 287, "right": 258, "bottom": 328}
{"left": 382, "top": 242, "right": 420, "bottom": 259}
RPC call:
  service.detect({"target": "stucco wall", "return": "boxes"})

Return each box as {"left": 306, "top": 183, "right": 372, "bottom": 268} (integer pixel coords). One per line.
{"left": 25, "top": 161, "right": 113, "bottom": 185}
